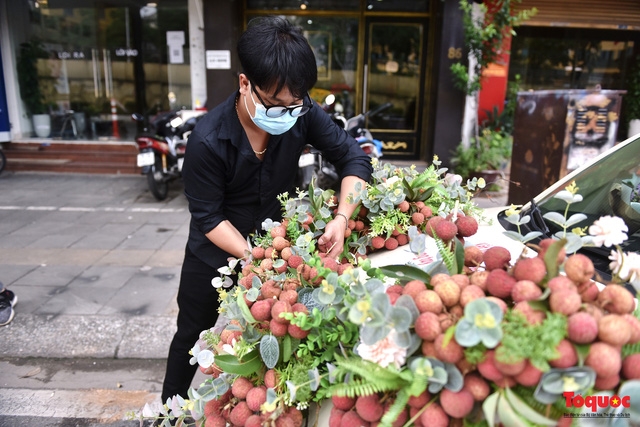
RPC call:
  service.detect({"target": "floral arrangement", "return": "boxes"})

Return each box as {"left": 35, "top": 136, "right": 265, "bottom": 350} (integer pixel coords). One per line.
{"left": 141, "top": 160, "right": 640, "bottom": 427}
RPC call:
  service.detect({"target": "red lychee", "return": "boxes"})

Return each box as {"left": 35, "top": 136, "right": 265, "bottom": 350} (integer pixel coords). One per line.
{"left": 419, "top": 402, "right": 449, "bottom": 427}
{"left": 411, "top": 212, "right": 425, "bottom": 225}
{"left": 511, "top": 280, "right": 542, "bottom": 302}
{"left": 434, "top": 220, "right": 458, "bottom": 241}
{"left": 246, "top": 386, "right": 267, "bottom": 412}
{"left": 585, "top": 342, "right": 622, "bottom": 378}
{"left": 402, "top": 280, "right": 428, "bottom": 299}
{"left": 435, "top": 333, "right": 464, "bottom": 364}
{"left": 513, "top": 301, "right": 546, "bottom": 325}
{"left": 622, "top": 313, "right": 640, "bottom": 343}
{"left": 425, "top": 216, "right": 445, "bottom": 237}
{"left": 414, "top": 311, "right": 442, "bottom": 341}
{"left": 485, "top": 269, "right": 516, "bottom": 299}
{"left": 371, "top": 236, "right": 385, "bottom": 249}
{"left": 549, "top": 289, "right": 582, "bottom": 316}
{"left": 331, "top": 395, "right": 356, "bottom": 411}
{"left": 621, "top": 353, "right": 640, "bottom": 379}
{"left": 355, "top": 394, "right": 384, "bottom": 422}
{"left": 439, "top": 388, "right": 475, "bottom": 419}
{"left": 567, "top": 311, "right": 598, "bottom": 344}
{"left": 463, "top": 373, "right": 490, "bottom": 401}
{"left": 384, "top": 237, "right": 399, "bottom": 250}
{"left": 229, "top": 401, "right": 252, "bottom": 426}
{"left": 514, "top": 361, "right": 544, "bottom": 387}
{"left": 456, "top": 215, "right": 479, "bottom": 237}
{"left": 460, "top": 284, "right": 485, "bottom": 307}
{"left": 339, "top": 410, "right": 369, "bottom": 427}
{"left": 549, "top": 339, "right": 578, "bottom": 369}
{"left": 483, "top": 246, "right": 511, "bottom": 271}
{"left": 231, "top": 376, "right": 253, "bottom": 400}
{"left": 408, "top": 390, "right": 431, "bottom": 408}
{"left": 250, "top": 299, "right": 273, "bottom": 321}
{"left": 271, "top": 300, "right": 292, "bottom": 324}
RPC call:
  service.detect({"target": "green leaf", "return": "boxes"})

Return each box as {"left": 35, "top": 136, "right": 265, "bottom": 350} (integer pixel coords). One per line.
{"left": 497, "top": 391, "right": 529, "bottom": 427}
{"left": 543, "top": 212, "right": 568, "bottom": 227}
{"left": 377, "top": 264, "right": 431, "bottom": 284}
{"left": 543, "top": 238, "right": 566, "bottom": 279}
{"left": 504, "top": 387, "right": 557, "bottom": 426}
{"left": 282, "top": 334, "right": 292, "bottom": 363}
{"left": 215, "top": 350, "right": 262, "bottom": 376}
{"left": 237, "top": 291, "right": 256, "bottom": 324}
{"left": 259, "top": 335, "right": 280, "bottom": 369}
{"left": 483, "top": 391, "right": 500, "bottom": 427}
{"left": 454, "top": 237, "right": 465, "bottom": 274}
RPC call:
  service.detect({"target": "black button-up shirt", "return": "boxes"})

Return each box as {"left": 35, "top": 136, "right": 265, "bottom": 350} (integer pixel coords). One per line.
{"left": 182, "top": 91, "right": 373, "bottom": 268}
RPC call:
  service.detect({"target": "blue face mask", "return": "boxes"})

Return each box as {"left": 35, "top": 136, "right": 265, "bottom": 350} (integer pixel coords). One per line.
{"left": 244, "top": 87, "right": 298, "bottom": 135}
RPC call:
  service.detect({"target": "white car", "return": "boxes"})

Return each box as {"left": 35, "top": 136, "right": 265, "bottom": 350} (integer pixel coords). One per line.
{"left": 370, "top": 133, "right": 640, "bottom": 295}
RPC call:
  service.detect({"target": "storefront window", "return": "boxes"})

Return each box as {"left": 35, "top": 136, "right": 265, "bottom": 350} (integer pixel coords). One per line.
{"left": 22, "top": 1, "right": 188, "bottom": 140}
{"left": 509, "top": 27, "right": 635, "bottom": 91}
{"left": 246, "top": 0, "right": 359, "bottom": 11}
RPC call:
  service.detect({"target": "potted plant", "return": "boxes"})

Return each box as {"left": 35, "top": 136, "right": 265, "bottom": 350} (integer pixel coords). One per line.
{"left": 624, "top": 55, "right": 640, "bottom": 138}
{"left": 16, "top": 39, "right": 51, "bottom": 137}
{"left": 451, "top": 128, "right": 512, "bottom": 185}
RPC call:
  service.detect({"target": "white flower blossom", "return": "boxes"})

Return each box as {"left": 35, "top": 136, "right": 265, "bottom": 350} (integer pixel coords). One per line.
{"left": 356, "top": 330, "right": 407, "bottom": 369}
{"left": 588, "top": 215, "right": 628, "bottom": 247}
{"left": 222, "top": 338, "right": 237, "bottom": 356}
{"left": 609, "top": 249, "right": 640, "bottom": 292}
{"left": 444, "top": 173, "right": 463, "bottom": 187}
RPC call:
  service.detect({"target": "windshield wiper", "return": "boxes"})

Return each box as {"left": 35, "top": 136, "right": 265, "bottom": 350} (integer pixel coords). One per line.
{"left": 527, "top": 199, "right": 551, "bottom": 237}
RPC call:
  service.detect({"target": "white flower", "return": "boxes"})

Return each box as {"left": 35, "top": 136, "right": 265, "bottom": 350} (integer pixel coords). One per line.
{"left": 588, "top": 215, "right": 628, "bottom": 247}
{"left": 444, "top": 173, "right": 463, "bottom": 187}
{"left": 385, "top": 176, "right": 401, "bottom": 187}
{"left": 609, "top": 249, "right": 640, "bottom": 291}
{"left": 222, "top": 338, "right": 237, "bottom": 356}
{"left": 356, "top": 330, "right": 407, "bottom": 369}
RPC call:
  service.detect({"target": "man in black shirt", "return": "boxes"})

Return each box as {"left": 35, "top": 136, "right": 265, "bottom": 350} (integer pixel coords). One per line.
{"left": 160, "top": 15, "right": 373, "bottom": 402}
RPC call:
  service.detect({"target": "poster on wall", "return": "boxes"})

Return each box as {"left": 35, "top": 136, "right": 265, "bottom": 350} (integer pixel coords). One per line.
{"left": 562, "top": 89, "right": 624, "bottom": 175}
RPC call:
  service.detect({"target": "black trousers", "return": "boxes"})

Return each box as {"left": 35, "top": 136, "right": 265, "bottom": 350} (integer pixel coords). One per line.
{"left": 161, "top": 245, "right": 220, "bottom": 402}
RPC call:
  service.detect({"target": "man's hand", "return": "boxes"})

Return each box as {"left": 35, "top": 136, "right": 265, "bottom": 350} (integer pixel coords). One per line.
{"left": 317, "top": 217, "right": 347, "bottom": 259}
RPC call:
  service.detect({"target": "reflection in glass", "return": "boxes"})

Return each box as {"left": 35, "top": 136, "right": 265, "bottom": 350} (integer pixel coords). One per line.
{"left": 367, "top": 23, "right": 422, "bottom": 131}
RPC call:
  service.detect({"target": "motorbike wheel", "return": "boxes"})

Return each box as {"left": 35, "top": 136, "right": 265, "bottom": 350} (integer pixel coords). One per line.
{"left": 147, "top": 157, "right": 169, "bottom": 201}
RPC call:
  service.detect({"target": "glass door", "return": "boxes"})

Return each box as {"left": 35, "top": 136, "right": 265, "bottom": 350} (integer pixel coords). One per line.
{"left": 364, "top": 19, "right": 426, "bottom": 159}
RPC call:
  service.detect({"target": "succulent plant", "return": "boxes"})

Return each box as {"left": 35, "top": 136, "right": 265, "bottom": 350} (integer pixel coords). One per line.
{"left": 455, "top": 298, "right": 504, "bottom": 348}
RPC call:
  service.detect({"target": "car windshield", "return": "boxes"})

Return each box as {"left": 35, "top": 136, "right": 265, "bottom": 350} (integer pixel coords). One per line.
{"left": 501, "top": 135, "right": 640, "bottom": 280}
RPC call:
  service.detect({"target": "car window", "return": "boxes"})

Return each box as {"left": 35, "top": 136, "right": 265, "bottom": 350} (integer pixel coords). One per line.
{"left": 501, "top": 136, "right": 640, "bottom": 281}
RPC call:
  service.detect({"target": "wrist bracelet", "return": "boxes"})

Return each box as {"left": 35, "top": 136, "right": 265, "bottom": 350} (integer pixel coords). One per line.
{"left": 335, "top": 212, "right": 349, "bottom": 230}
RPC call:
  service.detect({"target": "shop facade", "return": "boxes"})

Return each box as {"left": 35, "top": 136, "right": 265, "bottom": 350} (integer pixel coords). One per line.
{"left": 1, "top": 0, "right": 639, "bottom": 163}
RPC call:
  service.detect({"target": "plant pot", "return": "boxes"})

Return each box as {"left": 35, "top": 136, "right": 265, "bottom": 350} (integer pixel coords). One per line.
{"left": 469, "top": 170, "right": 503, "bottom": 185}
{"left": 32, "top": 113, "right": 51, "bottom": 138}
{"left": 628, "top": 119, "right": 640, "bottom": 139}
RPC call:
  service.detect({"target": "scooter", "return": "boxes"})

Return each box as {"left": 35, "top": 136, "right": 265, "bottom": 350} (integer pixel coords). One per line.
{"left": 294, "top": 101, "right": 391, "bottom": 192}
{"left": 133, "top": 109, "right": 205, "bottom": 200}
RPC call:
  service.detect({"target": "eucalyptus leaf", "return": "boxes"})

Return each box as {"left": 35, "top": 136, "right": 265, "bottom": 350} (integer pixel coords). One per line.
{"left": 394, "top": 294, "right": 420, "bottom": 323}
{"left": 377, "top": 264, "right": 431, "bottom": 283}
{"left": 543, "top": 211, "right": 569, "bottom": 227}
{"left": 387, "top": 305, "right": 412, "bottom": 331}
{"left": 259, "top": 335, "right": 280, "bottom": 369}
{"left": 565, "top": 213, "right": 588, "bottom": 227}
{"left": 236, "top": 291, "right": 256, "bottom": 324}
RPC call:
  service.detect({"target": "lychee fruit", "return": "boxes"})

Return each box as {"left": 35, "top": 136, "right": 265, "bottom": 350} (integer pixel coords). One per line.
{"left": 460, "top": 284, "right": 485, "bottom": 307}
{"left": 246, "top": 386, "right": 267, "bottom": 412}
{"left": 435, "top": 333, "right": 464, "bottom": 364}
{"left": 511, "top": 280, "right": 542, "bottom": 302}
{"left": 434, "top": 279, "right": 461, "bottom": 307}
{"left": 622, "top": 313, "right": 640, "bottom": 343}
{"left": 621, "top": 353, "right": 640, "bottom": 379}
{"left": 567, "top": 311, "right": 598, "bottom": 344}
{"left": 585, "top": 342, "right": 622, "bottom": 378}
{"left": 563, "top": 253, "right": 595, "bottom": 284}
{"left": 456, "top": 215, "right": 479, "bottom": 237}
{"left": 514, "top": 361, "right": 544, "bottom": 387}
{"left": 339, "top": 410, "right": 369, "bottom": 427}
{"left": 549, "top": 289, "right": 582, "bottom": 316}
{"left": 485, "top": 269, "right": 516, "bottom": 299}
{"left": 597, "top": 284, "right": 635, "bottom": 314}
{"left": 414, "top": 289, "right": 444, "bottom": 313}
{"left": 402, "top": 280, "right": 428, "bottom": 299}
{"left": 250, "top": 299, "right": 273, "bottom": 321}
{"left": 331, "top": 395, "right": 356, "bottom": 411}
{"left": 537, "top": 238, "right": 566, "bottom": 265}
{"left": 408, "top": 390, "right": 431, "bottom": 408}
{"left": 547, "top": 275, "right": 578, "bottom": 293}
{"left": 425, "top": 216, "right": 445, "bottom": 237}
{"left": 371, "top": 236, "right": 385, "bottom": 249}
{"left": 271, "top": 300, "right": 292, "bottom": 324}
{"left": 414, "top": 312, "right": 442, "bottom": 341}
{"left": 231, "top": 376, "right": 253, "bottom": 400}
{"left": 434, "top": 220, "right": 458, "bottom": 241}
{"left": 549, "top": 339, "right": 578, "bottom": 369}
{"left": 411, "top": 212, "right": 425, "bottom": 225}
{"left": 229, "top": 401, "right": 252, "bottom": 426}
{"left": 384, "top": 237, "right": 399, "bottom": 250}
{"left": 439, "top": 388, "right": 475, "bottom": 419}
{"left": 463, "top": 373, "right": 490, "bottom": 401}
{"left": 513, "top": 257, "right": 547, "bottom": 284}
{"left": 597, "top": 314, "right": 631, "bottom": 346}
{"left": 464, "top": 246, "right": 484, "bottom": 267}
{"left": 355, "top": 394, "right": 384, "bottom": 422}
{"left": 483, "top": 246, "right": 511, "bottom": 271}
{"left": 419, "top": 402, "right": 449, "bottom": 427}
{"left": 513, "top": 301, "right": 546, "bottom": 325}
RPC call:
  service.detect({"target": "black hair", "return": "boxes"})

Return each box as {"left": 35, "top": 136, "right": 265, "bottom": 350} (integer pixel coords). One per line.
{"left": 237, "top": 16, "right": 317, "bottom": 100}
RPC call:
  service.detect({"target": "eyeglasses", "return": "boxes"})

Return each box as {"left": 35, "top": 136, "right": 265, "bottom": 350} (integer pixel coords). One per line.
{"left": 251, "top": 84, "right": 312, "bottom": 118}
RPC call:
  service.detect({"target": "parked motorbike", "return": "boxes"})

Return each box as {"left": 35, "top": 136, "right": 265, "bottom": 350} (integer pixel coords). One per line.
{"left": 133, "top": 109, "right": 205, "bottom": 200}
{"left": 294, "top": 101, "right": 391, "bottom": 192}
